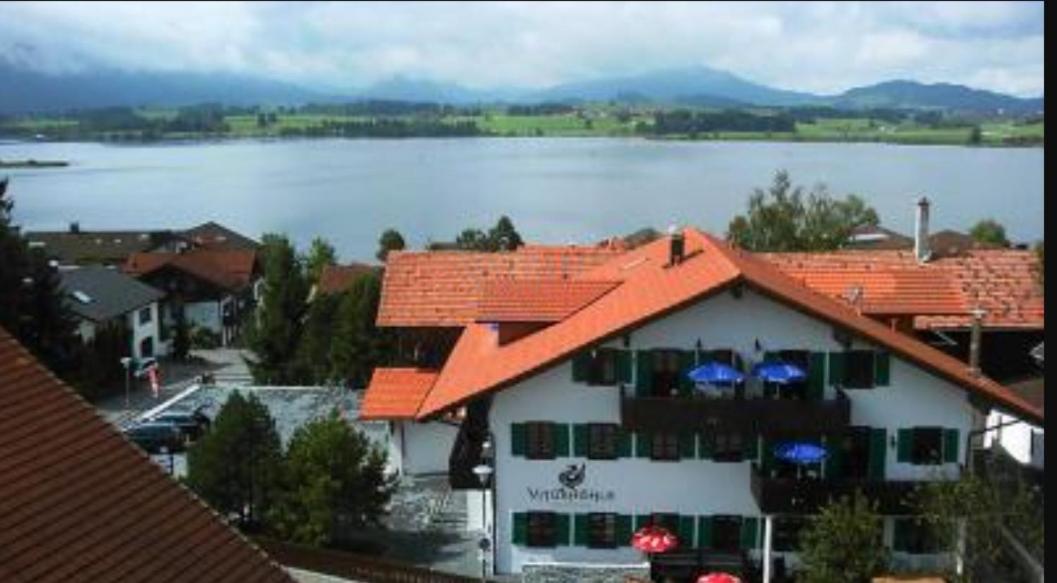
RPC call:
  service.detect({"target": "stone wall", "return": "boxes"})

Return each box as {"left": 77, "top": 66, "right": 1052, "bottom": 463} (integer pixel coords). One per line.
{"left": 522, "top": 562, "right": 649, "bottom": 583}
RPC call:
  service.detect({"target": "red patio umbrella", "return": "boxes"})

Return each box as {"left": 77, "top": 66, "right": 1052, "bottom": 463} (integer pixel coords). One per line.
{"left": 696, "top": 573, "right": 741, "bottom": 583}
{"left": 631, "top": 525, "right": 679, "bottom": 554}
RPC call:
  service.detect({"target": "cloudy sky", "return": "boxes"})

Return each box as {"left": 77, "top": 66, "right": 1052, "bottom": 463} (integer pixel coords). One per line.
{"left": 0, "top": 1, "right": 1044, "bottom": 96}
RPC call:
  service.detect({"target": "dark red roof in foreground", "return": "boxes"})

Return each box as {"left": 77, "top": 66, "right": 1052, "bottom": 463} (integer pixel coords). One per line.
{"left": 0, "top": 327, "right": 292, "bottom": 583}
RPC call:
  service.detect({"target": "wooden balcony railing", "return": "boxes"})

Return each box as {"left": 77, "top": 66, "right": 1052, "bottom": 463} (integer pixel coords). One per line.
{"left": 749, "top": 464, "right": 919, "bottom": 515}
{"left": 620, "top": 387, "right": 851, "bottom": 436}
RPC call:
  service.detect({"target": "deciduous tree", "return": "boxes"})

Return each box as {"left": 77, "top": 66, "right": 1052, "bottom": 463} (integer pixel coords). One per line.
{"left": 798, "top": 492, "right": 888, "bottom": 583}
{"left": 376, "top": 228, "right": 406, "bottom": 262}
{"left": 969, "top": 219, "right": 1010, "bottom": 247}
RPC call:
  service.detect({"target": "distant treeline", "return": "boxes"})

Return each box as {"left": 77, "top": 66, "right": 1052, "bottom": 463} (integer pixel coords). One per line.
{"left": 0, "top": 104, "right": 230, "bottom": 141}
{"left": 505, "top": 103, "right": 576, "bottom": 116}
{"left": 277, "top": 118, "right": 483, "bottom": 138}
{"left": 298, "top": 100, "right": 483, "bottom": 117}
{"left": 649, "top": 109, "right": 797, "bottom": 135}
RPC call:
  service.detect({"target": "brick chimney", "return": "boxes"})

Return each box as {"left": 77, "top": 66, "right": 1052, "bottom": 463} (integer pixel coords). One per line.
{"left": 914, "top": 197, "right": 931, "bottom": 263}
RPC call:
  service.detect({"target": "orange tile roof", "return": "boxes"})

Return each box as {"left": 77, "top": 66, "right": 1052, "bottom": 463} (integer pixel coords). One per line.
{"left": 359, "top": 368, "right": 439, "bottom": 420}
{"left": 409, "top": 230, "right": 1041, "bottom": 425}
{"left": 317, "top": 263, "right": 379, "bottom": 295}
{"left": 378, "top": 246, "right": 624, "bottom": 327}
{"left": 0, "top": 327, "right": 292, "bottom": 583}
{"left": 764, "top": 249, "right": 1044, "bottom": 330}
{"left": 476, "top": 279, "right": 620, "bottom": 322}
{"left": 124, "top": 249, "right": 258, "bottom": 292}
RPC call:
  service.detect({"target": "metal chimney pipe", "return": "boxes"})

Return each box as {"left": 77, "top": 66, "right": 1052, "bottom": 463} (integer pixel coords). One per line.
{"left": 915, "top": 196, "right": 931, "bottom": 263}
{"left": 969, "top": 308, "right": 986, "bottom": 375}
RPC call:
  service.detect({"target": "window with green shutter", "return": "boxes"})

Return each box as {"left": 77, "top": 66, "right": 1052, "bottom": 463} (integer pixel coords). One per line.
{"left": 572, "top": 352, "right": 591, "bottom": 382}
{"left": 616, "top": 350, "right": 633, "bottom": 384}
{"left": 635, "top": 432, "right": 651, "bottom": 458}
{"left": 807, "top": 352, "right": 826, "bottom": 400}
{"left": 511, "top": 423, "right": 527, "bottom": 457}
{"left": 897, "top": 428, "right": 913, "bottom": 463}
{"left": 615, "top": 514, "right": 633, "bottom": 547}
{"left": 635, "top": 514, "right": 651, "bottom": 530}
{"left": 635, "top": 350, "right": 654, "bottom": 397}
{"left": 869, "top": 428, "right": 887, "bottom": 480}
{"left": 586, "top": 513, "right": 619, "bottom": 548}
{"left": 555, "top": 513, "right": 571, "bottom": 546}
{"left": 678, "top": 515, "right": 696, "bottom": 547}
{"left": 553, "top": 423, "right": 570, "bottom": 457}
{"left": 586, "top": 423, "right": 621, "bottom": 460}
{"left": 574, "top": 514, "right": 590, "bottom": 546}
{"left": 616, "top": 428, "right": 633, "bottom": 458}
{"left": 843, "top": 350, "right": 877, "bottom": 388}
{"left": 943, "top": 428, "right": 960, "bottom": 463}
{"left": 740, "top": 517, "right": 759, "bottom": 550}
{"left": 677, "top": 350, "right": 696, "bottom": 395}
{"left": 828, "top": 352, "right": 846, "bottom": 387}
{"left": 874, "top": 352, "right": 891, "bottom": 386}
{"left": 573, "top": 424, "right": 589, "bottom": 457}
{"left": 697, "top": 516, "right": 713, "bottom": 549}
{"left": 512, "top": 512, "right": 528, "bottom": 545}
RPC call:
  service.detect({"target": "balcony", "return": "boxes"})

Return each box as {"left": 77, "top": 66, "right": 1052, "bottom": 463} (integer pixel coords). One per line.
{"left": 620, "top": 387, "right": 851, "bottom": 436}
{"left": 749, "top": 464, "right": 918, "bottom": 515}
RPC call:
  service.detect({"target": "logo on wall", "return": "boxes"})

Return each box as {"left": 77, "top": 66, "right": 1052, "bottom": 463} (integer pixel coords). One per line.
{"left": 527, "top": 463, "right": 615, "bottom": 504}
{"left": 558, "top": 463, "right": 586, "bottom": 489}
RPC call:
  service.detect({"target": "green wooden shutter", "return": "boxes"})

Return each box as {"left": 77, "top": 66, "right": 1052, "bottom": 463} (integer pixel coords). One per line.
{"left": 574, "top": 514, "right": 590, "bottom": 546}
{"left": 511, "top": 423, "right": 526, "bottom": 456}
{"left": 808, "top": 352, "right": 826, "bottom": 400}
{"left": 554, "top": 423, "right": 570, "bottom": 457}
{"left": 635, "top": 514, "right": 651, "bottom": 530}
{"left": 743, "top": 433, "right": 760, "bottom": 462}
{"left": 897, "top": 428, "right": 913, "bottom": 463}
{"left": 869, "top": 428, "right": 887, "bottom": 480}
{"left": 697, "top": 516, "right": 713, "bottom": 549}
{"left": 678, "top": 515, "right": 696, "bottom": 547}
{"left": 555, "top": 513, "right": 571, "bottom": 546}
{"left": 573, "top": 424, "right": 589, "bottom": 457}
{"left": 617, "top": 428, "right": 633, "bottom": 458}
{"left": 740, "top": 517, "right": 759, "bottom": 550}
{"left": 635, "top": 350, "right": 654, "bottom": 397}
{"left": 616, "top": 350, "right": 633, "bottom": 384}
{"left": 572, "top": 352, "right": 591, "bottom": 382}
{"left": 892, "top": 518, "right": 909, "bottom": 551}
{"left": 824, "top": 435, "right": 843, "bottom": 479}
{"left": 636, "top": 432, "right": 651, "bottom": 458}
{"left": 679, "top": 431, "right": 696, "bottom": 459}
{"left": 678, "top": 350, "right": 695, "bottom": 395}
{"left": 513, "top": 512, "right": 528, "bottom": 544}
{"left": 615, "top": 514, "right": 633, "bottom": 547}
{"left": 698, "top": 433, "right": 713, "bottom": 460}
{"left": 828, "top": 350, "right": 845, "bottom": 386}
{"left": 943, "top": 429, "right": 960, "bottom": 463}
{"left": 874, "top": 351, "right": 891, "bottom": 386}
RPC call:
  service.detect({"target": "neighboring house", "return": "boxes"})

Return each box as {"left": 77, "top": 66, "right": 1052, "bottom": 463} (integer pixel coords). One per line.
{"left": 360, "top": 229, "right": 1041, "bottom": 580}
{"left": 766, "top": 199, "right": 1044, "bottom": 383}
{"left": 123, "top": 248, "right": 260, "bottom": 347}
{"left": 59, "top": 266, "right": 166, "bottom": 360}
{"left": 984, "top": 376, "right": 1044, "bottom": 472}
{"left": 25, "top": 221, "right": 259, "bottom": 267}
{"left": 311, "top": 262, "right": 380, "bottom": 300}
{"left": 0, "top": 326, "right": 293, "bottom": 582}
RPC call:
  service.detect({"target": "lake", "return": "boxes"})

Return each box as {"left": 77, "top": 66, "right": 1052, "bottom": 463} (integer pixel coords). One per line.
{"left": 0, "top": 138, "right": 1044, "bottom": 261}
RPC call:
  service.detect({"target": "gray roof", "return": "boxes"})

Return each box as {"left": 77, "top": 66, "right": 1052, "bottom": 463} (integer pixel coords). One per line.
{"left": 59, "top": 266, "right": 165, "bottom": 322}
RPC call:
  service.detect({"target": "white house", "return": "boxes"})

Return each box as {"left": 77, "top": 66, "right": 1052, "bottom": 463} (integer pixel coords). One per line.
{"left": 59, "top": 266, "right": 166, "bottom": 360}
{"left": 361, "top": 229, "right": 1042, "bottom": 581}
{"left": 984, "top": 376, "right": 1044, "bottom": 470}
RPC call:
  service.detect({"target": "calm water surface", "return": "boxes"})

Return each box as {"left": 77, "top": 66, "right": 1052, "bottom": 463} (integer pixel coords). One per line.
{"left": 0, "top": 138, "right": 1044, "bottom": 260}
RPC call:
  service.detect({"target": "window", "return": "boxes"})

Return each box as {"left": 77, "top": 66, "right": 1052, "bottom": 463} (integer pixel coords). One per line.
{"left": 526, "top": 422, "right": 556, "bottom": 460}
{"left": 588, "top": 423, "right": 619, "bottom": 460}
{"left": 138, "top": 307, "right": 152, "bottom": 325}
{"left": 911, "top": 427, "right": 943, "bottom": 465}
{"left": 588, "top": 349, "right": 618, "bottom": 385}
{"left": 772, "top": 516, "right": 807, "bottom": 552}
{"left": 843, "top": 350, "right": 876, "bottom": 388}
{"left": 587, "top": 513, "right": 618, "bottom": 549}
{"left": 711, "top": 515, "right": 743, "bottom": 552}
{"left": 835, "top": 427, "right": 872, "bottom": 480}
{"left": 707, "top": 431, "right": 744, "bottom": 463}
{"left": 527, "top": 512, "right": 558, "bottom": 547}
{"left": 894, "top": 518, "right": 945, "bottom": 554}
{"left": 650, "top": 432, "right": 680, "bottom": 461}
{"left": 652, "top": 350, "right": 683, "bottom": 397}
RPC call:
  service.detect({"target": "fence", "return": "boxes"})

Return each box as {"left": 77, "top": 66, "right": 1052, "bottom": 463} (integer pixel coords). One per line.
{"left": 255, "top": 538, "right": 494, "bottom": 583}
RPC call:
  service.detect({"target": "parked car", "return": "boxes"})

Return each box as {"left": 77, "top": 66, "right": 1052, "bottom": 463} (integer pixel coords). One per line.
{"left": 146, "top": 407, "right": 211, "bottom": 442}
{"left": 123, "top": 422, "right": 185, "bottom": 454}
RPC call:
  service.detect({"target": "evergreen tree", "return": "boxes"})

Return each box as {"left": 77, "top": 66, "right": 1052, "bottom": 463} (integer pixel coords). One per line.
{"left": 171, "top": 307, "right": 191, "bottom": 361}
{"left": 798, "top": 492, "right": 888, "bottom": 583}
{"left": 245, "top": 234, "right": 309, "bottom": 384}
{"left": 488, "top": 215, "right": 524, "bottom": 251}
{"left": 376, "top": 228, "right": 406, "bottom": 262}
{"left": 296, "top": 291, "right": 341, "bottom": 384}
{"left": 305, "top": 237, "right": 337, "bottom": 286}
{"left": 329, "top": 272, "right": 390, "bottom": 388}
{"left": 186, "top": 391, "right": 283, "bottom": 528}
{"left": 455, "top": 228, "right": 491, "bottom": 251}
{"left": 270, "top": 411, "right": 396, "bottom": 546}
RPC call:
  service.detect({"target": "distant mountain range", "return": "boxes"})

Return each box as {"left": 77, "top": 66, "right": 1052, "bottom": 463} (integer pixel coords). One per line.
{"left": 1, "top": 60, "right": 1043, "bottom": 116}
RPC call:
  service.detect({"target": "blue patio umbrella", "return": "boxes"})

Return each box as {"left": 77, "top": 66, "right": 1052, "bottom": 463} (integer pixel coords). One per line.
{"left": 774, "top": 442, "right": 828, "bottom": 465}
{"left": 687, "top": 362, "right": 745, "bottom": 386}
{"left": 751, "top": 361, "right": 807, "bottom": 384}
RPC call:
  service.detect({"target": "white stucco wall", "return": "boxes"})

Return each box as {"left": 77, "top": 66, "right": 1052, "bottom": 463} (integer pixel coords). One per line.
{"left": 126, "top": 301, "right": 163, "bottom": 359}
{"left": 488, "top": 288, "right": 975, "bottom": 574}
{"left": 984, "top": 411, "right": 1044, "bottom": 470}
{"left": 394, "top": 420, "right": 459, "bottom": 476}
